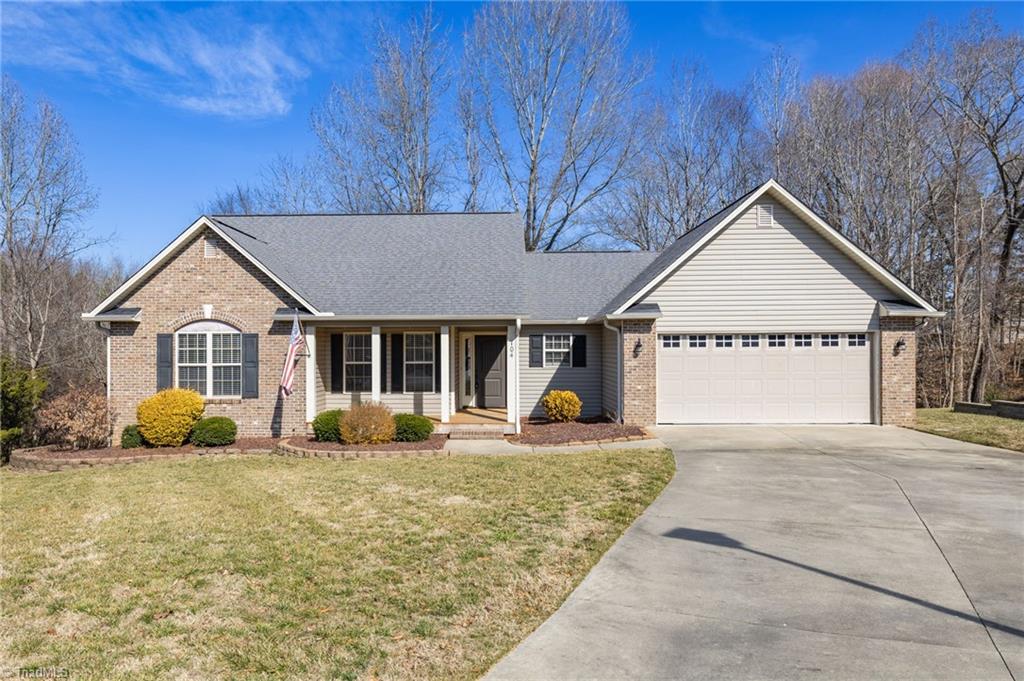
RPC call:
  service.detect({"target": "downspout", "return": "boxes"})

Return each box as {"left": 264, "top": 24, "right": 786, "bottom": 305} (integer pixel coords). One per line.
{"left": 603, "top": 319, "right": 623, "bottom": 423}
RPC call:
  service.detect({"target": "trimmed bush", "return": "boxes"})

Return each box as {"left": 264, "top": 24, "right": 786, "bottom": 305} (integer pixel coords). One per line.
{"left": 1, "top": 427, "right": 23, "bottom": 463}
{"left": 312, "top": 409, "right": 345, "bottom": 442}
{"left": 137, "top": 388, "right": 204, "bottom": 447}
{"left": 393, "top": 413, "right": 434, "bottom": 442}
{"left": 1, "top": 355, "right": 46, "bottom": 434}
{"left": 542, "top": 389, "right": 582, "bottom": 422}
{"left": 36, "top": 388, "right": 112, "bottom": 450}
{"left": 121, "top": 425, "right": 144, "bottom": 449}
{"left": 340, "top": 402, "right": 396, "bottom": 444}
{"left": 191, "top": 416, "right": 237, "bottom": 447}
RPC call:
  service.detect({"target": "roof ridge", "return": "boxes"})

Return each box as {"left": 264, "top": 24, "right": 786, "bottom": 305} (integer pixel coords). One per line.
{"left": 208, "top": 210, "right": 519, "bottom": 218}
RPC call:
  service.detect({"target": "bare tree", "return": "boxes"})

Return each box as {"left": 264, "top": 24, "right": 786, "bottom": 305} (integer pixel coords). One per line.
{"left": 464, "top": 1, "right": 647, "bottom": 250}
{"left": 1, "top": 76, "right": 100, "bottom": 374}
{"left": 314, "top": 6, "right": 451, "bottom": 213}
{"left": 599, "top": 62, "right": 757, "bottom": 250}
{"left": 752, "top": 46, "right": 800, "bottom": 179}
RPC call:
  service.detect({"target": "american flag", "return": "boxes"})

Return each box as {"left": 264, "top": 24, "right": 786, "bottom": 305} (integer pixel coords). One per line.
{"left": 279, "top": 311, "right": 306, "bottom": 396}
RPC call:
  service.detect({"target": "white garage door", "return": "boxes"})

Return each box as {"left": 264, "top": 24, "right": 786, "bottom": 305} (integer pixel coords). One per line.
{"left": 657, "top": 333, "right": 872, "bottom": 424}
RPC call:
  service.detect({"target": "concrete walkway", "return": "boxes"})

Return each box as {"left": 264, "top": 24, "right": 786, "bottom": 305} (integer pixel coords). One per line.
{"left": 443, "top": 438, "right": 664, "bottom": 455}
{"left": 486, "top": 426, "right": 1023, "bottom": 681}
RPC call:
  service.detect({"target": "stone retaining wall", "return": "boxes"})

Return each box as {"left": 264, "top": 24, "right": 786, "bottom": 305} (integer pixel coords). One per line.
{"left": 9, "top": 445, "right": 274, "bottom": 472}
{"left": 275, "top": 439, "right": 446, "bottom": 460}
{"left": 954, "top": 400, "right": 1024, "bottom": 420}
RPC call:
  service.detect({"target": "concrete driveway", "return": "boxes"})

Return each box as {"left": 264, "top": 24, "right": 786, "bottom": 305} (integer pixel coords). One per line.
{"left": 487, "top": 426, "right": 1023, "bottom": 680}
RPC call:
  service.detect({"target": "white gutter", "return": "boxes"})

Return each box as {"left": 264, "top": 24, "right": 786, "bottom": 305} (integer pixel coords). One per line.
{"left": 273, "top": 312, "right": 529, "bottom": 322}
{"left": 603, "top": 319, "right": 623, "bottom": 423}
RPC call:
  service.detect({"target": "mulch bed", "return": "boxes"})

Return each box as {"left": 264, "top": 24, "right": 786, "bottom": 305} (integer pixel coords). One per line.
{"left": 286, "top": 434, "right": 448, "bottom": 452}
{"left": 37, "top": 437, "right": 282, "bottom": 459}
{"left": 511, "top": 419, "right": 647, "bottom": 446}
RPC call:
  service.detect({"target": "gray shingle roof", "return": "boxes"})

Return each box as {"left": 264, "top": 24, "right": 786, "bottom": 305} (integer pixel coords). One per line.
{"left": 209, "top": 212, "right": 661, "bottom": 320}
{"left": 210, "top": 213, "right": 528, "bottom": 317}
{"left": 524, "top": 252, "right": 658, "bottom": 320}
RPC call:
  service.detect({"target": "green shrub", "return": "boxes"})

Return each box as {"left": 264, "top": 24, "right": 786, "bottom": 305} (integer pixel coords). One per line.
{"left": 393, "top": 413, "right": 434, "bottom": 442}
{"left": 312, "top": 409, "right": 345, "bottom": 442}
{"left": 121, "top": 425, "right": 144, "bottom": 449}
{"left": 137, "top": 389, "right": 205, "bottom": 447}
{"left": 340, "top": 402, "right": 395, "bottom": 444}
{"left": 190, "top": 416, "right": 237, "bottom": 447}
{"left": 1, "top": 427, "right": 23, "bottom": 463}
{"left": 1, "top": 355, "right": 46, "bottom": 432}
{"left": 542, "top": 389, "right": 582, "bottom": 422}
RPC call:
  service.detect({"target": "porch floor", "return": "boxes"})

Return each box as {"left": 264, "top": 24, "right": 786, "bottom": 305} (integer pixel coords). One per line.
{"left": 450, "top": 407, "right": 508, "bottom": 424}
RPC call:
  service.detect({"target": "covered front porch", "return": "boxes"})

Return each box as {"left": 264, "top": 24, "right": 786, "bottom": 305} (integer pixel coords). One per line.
{"left": 300, "top": 318, "right": 521, "bottom": 432}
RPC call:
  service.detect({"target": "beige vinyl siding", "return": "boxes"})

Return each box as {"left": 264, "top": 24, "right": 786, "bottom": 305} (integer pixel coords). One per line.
{"left": 316, "top": 327, "right": 441, "bottom": 417}
{"left": 641, "top": 199, "right": 896, "bottom": 332}
{"left": 601, "top": 324, "right": 620, "bottom": 420}
{"left": 519, "top": 325, "right": 603, "bottom": 418}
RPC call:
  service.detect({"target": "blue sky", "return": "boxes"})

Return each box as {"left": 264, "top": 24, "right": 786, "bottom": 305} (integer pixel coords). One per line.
{"left": 2, "top": 1, "right": 1020, "bottom": 264}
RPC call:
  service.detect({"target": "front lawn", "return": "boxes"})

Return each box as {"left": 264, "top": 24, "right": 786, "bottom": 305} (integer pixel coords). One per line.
{"left": 1, "top": 449, "right": 674, "bottom": 679}
{"left": 915, "top": 408, "right": 1024, "bottom": 452}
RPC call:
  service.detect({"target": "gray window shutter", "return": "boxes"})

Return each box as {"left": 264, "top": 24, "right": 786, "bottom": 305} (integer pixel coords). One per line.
{"left": 529, "top": 335, "right": 543, "bottom": 368}
{"left": 572, "top": 334, "right": 587, "bottom": 368}
{"left": 156, "top": 334, "right": 173, "bottom": 390}
{"left": 331, "top": 334, "right": 343, "bottom": 393}
{"left": 380, "top": 333, "right": 388, "bottom": 393}
{"left": 434, "top": 333, "right": 441, "bottom": 393}
{"left": 391, "top": 334, "right": 404, "bottom": 392}
{"left": 242, "top": 333, "right": 259, "bottom": 398}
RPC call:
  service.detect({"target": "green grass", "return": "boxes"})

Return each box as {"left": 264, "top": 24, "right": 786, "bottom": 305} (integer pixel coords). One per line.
{"left": 1, "top": 449, "right": 674, "bottom": 679}
{"left": 915, "top": 408, "right": 1024, "bottom": 452}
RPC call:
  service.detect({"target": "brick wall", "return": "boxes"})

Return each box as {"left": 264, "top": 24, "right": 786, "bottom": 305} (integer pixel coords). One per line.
{"left": 107, "top": 229, "right": 307, "bottom": 438}
{"left": 879, "top": 317, "right": 917, "bottom": 427}
{"left": 621, "top": 320, "right": 657, "bottom": 426}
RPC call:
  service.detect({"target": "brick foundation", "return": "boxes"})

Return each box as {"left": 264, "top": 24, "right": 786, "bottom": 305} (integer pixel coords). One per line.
{"left": 621, "top": 320, "right": 657, "bottom": 426}
{"left": 107, "top": 229, "right": 308, "bottom": 438}
{"left": 879, "top": 317, "right": 917, "bottom": 427}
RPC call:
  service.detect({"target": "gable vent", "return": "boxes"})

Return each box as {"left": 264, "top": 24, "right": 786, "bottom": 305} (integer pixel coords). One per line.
{"left": 204, "top": 236, "right": 223, "bottom": 258}
{"left": 756, "top": 204, "right": 774, "bottom": 227}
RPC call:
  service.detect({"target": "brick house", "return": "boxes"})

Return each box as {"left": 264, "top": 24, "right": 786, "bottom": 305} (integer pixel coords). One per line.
{"left": 85, "top": 180, "right": 942, "bottom": 437}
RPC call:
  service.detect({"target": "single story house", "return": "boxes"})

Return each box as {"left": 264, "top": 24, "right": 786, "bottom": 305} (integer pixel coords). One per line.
{"left": 85, "top": 180, "right": 942, "bottom": 437}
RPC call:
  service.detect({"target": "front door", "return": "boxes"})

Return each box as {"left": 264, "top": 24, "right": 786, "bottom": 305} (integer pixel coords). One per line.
{"left": 475, "top": 336, "right": 506, "bottom": 409}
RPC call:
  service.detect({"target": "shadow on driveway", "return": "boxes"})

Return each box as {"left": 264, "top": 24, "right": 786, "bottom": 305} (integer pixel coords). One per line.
{"left": 663, "top": 527, "right": 1024, "bottom": 640}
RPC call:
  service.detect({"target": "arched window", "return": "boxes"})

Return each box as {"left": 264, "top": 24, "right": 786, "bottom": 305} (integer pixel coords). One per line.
{"left": 175, "top": 321, "right": 242, "bottom": 397}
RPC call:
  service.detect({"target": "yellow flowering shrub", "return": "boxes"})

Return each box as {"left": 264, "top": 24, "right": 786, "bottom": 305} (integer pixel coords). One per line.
{"left": 137, "top": 388, "right": 205, "bottom": 446}
{"left": 542, "top": 390, "right": 582, "bottom": 422}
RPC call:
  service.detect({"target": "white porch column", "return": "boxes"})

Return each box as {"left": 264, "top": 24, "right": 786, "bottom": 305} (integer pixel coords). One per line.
{"left": 371, "top": 326, "right": 381, "bottom": 402}
{"left": 304, "top": 326, "right": 317, "bottom": 423}
{"left": 507, "top": 320, "right": 520, "bottom": 432}
{"left": 440, "top": 326, "right": 450, "bottom": 423}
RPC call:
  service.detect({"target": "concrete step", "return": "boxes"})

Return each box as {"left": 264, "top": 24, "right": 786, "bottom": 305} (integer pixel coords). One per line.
{"left": 443, "top": 424, "right": 514, "bottom": 439}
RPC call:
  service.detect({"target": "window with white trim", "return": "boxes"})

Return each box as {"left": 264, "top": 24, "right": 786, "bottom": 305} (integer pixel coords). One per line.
{"left": 688, "top": 335, "right": 707, "bottom": 348}
{"left": 820, "top": 333, "right": 840, "bottom": 347}
{"left": 661, "top": 335, "right": 682, "bottom": 348}
{"left": 767, "top": 334, "right": 786, "bottom": 348}
{"left": 741, "top": 334, "right": 760, "bottom": 348}
{"left": 544, "top": 334, "right": 572, "bottom": 367}
{"left": 848, "top": 333, "right": 867, "bottom": 347}
{"left": 344, "top": 333, "right": 372, "bottom": 393}
{"left": 794, "top": 334, "right": 812, "bottom": 347}
{"left": 404, "top": 332, "right": 435, "bottom": 392}
{"left": 715, "top": 334, "right": 733, "bottom": 348}
{"left": 175, "top": 321, "right": 241, "bottom": 397}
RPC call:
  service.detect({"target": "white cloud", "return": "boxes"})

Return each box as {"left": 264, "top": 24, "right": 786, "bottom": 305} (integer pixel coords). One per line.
{"left": 700, "top": 5, "right": 817, "bottom": 64}
{"left": 0, "top": 2, "right": 374, "bottom": 119}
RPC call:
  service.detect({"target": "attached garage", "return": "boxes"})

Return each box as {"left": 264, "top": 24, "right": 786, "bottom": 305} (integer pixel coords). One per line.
{"left": 657, "top": 332, "right": 873, "bottom": 424}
